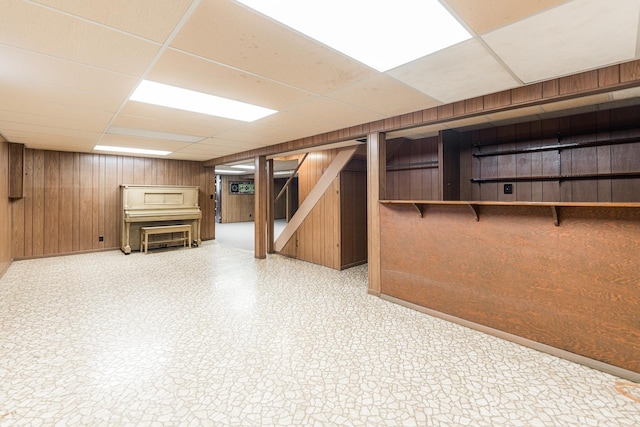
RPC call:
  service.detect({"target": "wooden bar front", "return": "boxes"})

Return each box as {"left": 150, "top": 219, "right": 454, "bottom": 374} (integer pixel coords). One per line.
{"left": 380, "top": 201, "right": 640, "bottom": 376}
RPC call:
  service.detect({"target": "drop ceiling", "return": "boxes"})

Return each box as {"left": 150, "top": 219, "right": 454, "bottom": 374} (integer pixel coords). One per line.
{"left": 1, "top": 0, "right": 640, "bottom": 161}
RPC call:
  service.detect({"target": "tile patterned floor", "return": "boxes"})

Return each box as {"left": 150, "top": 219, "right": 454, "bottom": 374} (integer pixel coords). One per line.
{"left": 0, "top": 241, "right": 638, "bottom": 426}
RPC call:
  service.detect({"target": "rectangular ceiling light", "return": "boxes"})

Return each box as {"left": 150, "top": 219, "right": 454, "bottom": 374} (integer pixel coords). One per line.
{"left": 215, "top": 168, "right": 248, "bottom": 175}
{"left": 236, "top": 0, "right": 471, "bottom": 72}
{"left": 93, "top": 145, "right": 171, "bottom": 156}
{"left": 231, "top": 164, "right": 255, "bottom": 170}
{"left": 130, "top": 80, "right": 277, "bottom": 122}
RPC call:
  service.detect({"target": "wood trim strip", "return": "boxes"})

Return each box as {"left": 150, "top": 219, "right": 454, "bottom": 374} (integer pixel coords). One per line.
{"left": 204, "top": 59, "right": 640, "bottom": 167}
{"left": 274, "top": 146, "right": 358, "bottom": 252}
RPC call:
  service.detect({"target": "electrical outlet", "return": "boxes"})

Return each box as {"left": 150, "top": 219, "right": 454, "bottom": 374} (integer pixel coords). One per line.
{"left": 98, "top": 235, "right": 104, "bottom": 242}
{"left": 504, "top": 183, "right": 513, "bottom": 194}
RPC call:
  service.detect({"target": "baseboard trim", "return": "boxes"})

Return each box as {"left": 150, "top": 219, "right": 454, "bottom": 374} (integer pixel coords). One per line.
{"left": 381, "top": 294, "right": 640, "bottom": 383}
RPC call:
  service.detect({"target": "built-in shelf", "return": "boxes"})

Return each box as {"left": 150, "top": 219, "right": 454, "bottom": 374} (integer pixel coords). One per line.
{"left": 470, "top": 172, "right": 640, "bottom": 184}
{"left": 380, "top": 200, "right": 640, "bottom": 226}
{"left": 386, "top": 160, "right": 438, "bottom": 172}
{"left": 473, "top": 123, "right": 640, "bottom": 150}
{"left": 473, "top": 135, "right": 640, "bottom": 158}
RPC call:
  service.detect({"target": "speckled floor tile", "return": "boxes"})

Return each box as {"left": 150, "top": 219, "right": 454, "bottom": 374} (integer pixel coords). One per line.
{"left": 0, "top": 241, "right": 638, "bottom": 426}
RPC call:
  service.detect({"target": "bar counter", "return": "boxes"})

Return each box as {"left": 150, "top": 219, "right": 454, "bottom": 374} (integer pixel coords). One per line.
{"left": 379, "top": 200, "right": 640, "bottom": 381}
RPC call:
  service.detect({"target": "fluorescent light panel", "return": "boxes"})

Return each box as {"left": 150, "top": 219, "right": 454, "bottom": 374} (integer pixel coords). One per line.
{"left": 94, "top": 145, "right": 171, "bottom": 156}
{"left": 231, "top": 164, "right": 256, "bottom": 170}
{"left": 130, "top": 80, "right": 277, "bottom": 122}
{"left": 215, "top": 168, "right": 248, "bottom": 175}
{"left": 107, "top": 126, "right": 205, "bottom": 143}
{"left": 236, "top": 0, "right": 471, "bottom": 72}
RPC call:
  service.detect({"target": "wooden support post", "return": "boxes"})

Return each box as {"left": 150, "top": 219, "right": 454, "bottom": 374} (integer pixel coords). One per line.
{"left": 267, "top": 159, "right": 275, "bottom": 254}
{"left": 367, "top": 132, "right": 386, "bottom": 296}
{"left": 254, "top": 156, "right": 267, "bottom": 259}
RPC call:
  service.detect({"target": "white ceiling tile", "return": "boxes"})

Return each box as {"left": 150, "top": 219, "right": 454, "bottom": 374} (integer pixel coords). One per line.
{"left": 444, "top": 0, "right": 568, "bottom": 35}
{"left": 2, "top": 128, "right": 100, "bottom": 148}
{"left": 0, "top": 0, "right": 160, "bottom": 75}
{"left": 0, "top": 109, "right": 111, "bottom": 133}
{"left": 0, "top": 82, "right": 123, "bottom": 114}
{"left": 0, "top": 45, "right": 138, "bottom": 98}
{"left": 327, "top": 75, "right": 442, "bottom": 116}
{"left": 482, "top": 0, "right": 640, "bottom": 83}
{"left": 388, "top": 39, "right": 521, "bottom": 103}
{"left": 32, "top": 0, "right": 194, "bottom": 42}
{"left": 284, "top": 98, "right": 385, "bottom": 129}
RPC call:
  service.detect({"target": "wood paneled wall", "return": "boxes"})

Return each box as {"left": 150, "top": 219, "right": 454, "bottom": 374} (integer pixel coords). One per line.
{"left": 218, "top": 175, "right": 255, "bottom": 223}
{"left": 0, "top": 139, "right": 11, "bottom": 277}
{"left": 279, "top": 150, "right": 367, "bottom": 270}
{"left": 380, "top": 203, "right": 640, "bottom": 375}
{"left": 340, "top": 166, "right": 367, "bottom": 268}
{"left": 292, "top": 150, "right": 342, "bottom": 269}
{"left": 11, "top": 149, "right": 215, "bottom": 258}
{"left": 458, "top": 106, "right": 640, "bottom": 202}
{"left": 386, "top": 137, "right": 439, "bottom": 200}
{"left": 218, "top": 176, "right": 288, "bottom": 223}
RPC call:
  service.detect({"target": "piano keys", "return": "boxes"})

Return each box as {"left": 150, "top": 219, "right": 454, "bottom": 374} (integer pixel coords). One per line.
{"left": 120, "top": 185, "right": 202, "bottom": 254}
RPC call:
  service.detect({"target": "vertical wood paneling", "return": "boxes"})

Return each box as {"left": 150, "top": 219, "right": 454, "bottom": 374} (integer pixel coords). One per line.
{"left": 540, "top": 119, "right": 560, "bottom": 201}
{"left": 93, "top": 155, "right": 107, "bottom": 249}
{"left": 133, "top": 157, "right": 145, "bottom": 184}
{"left": 530, "top": 121, "right": 543, "bottom": 201}
{"left": 92, "top": 155, "right": 101, "bottom": 250}
{"left": 32, "top": 150, "right": 45, "bottom": 256}
{"left": 10, "top": 174, "right": 25, "bottom": 259}
{"left": 497, "top": 126, "right": 516, "bottom": 202}
{"left": 104, "top": 155, "right": 118, "bottom": 247}
{"left": 570, "top": 113, "right": 598, "bottom": 202}
{"left": 340, "top": 170, "right": 367, "bottom": 268}
{"left": 43, "top": 151, "right": 60, "bottom": 255}
{"left": 596, "top": 111, "right": 612, "bottom": 202}
{"left": 515, "top": 122, "right": 532, "bottom": 201}
{"left": 72, "top": 153, "right": 80, "bottom": 252}
{"left": 59, "top": 153, "right": 74, "bottom": 254}
{"left": 386, "top": 137, "right": 439, "bottom": 200}
{"left": 219, "top": 175, "right": 254, "bottom": 223}
{"left": 456, "top": 105, "right": 640, "bottom": 203}
{"left": 12, "top": 150, "right": 215, "bottom": 258}
{"left": 458, "top": 133, "right": 473, "bottom": 200}
{"left": 79, "top": 154, "right": 93, "bottom": 251}
{"left": 8, "top": 143, "right": 24, "bottom": 198}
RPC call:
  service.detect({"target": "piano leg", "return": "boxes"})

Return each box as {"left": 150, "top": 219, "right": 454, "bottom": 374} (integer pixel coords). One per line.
{"left": 122, "top": 222, "right": 132, "bottom": 254}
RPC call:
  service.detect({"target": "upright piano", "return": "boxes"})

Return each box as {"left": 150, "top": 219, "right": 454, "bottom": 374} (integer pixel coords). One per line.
{"left": 120, "top": 185, "right": 202, "bottom": 254}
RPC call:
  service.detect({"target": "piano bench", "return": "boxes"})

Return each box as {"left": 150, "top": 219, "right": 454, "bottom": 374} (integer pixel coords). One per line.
{"left": 140, "top": 224, "right": 192, "bottom": 254}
